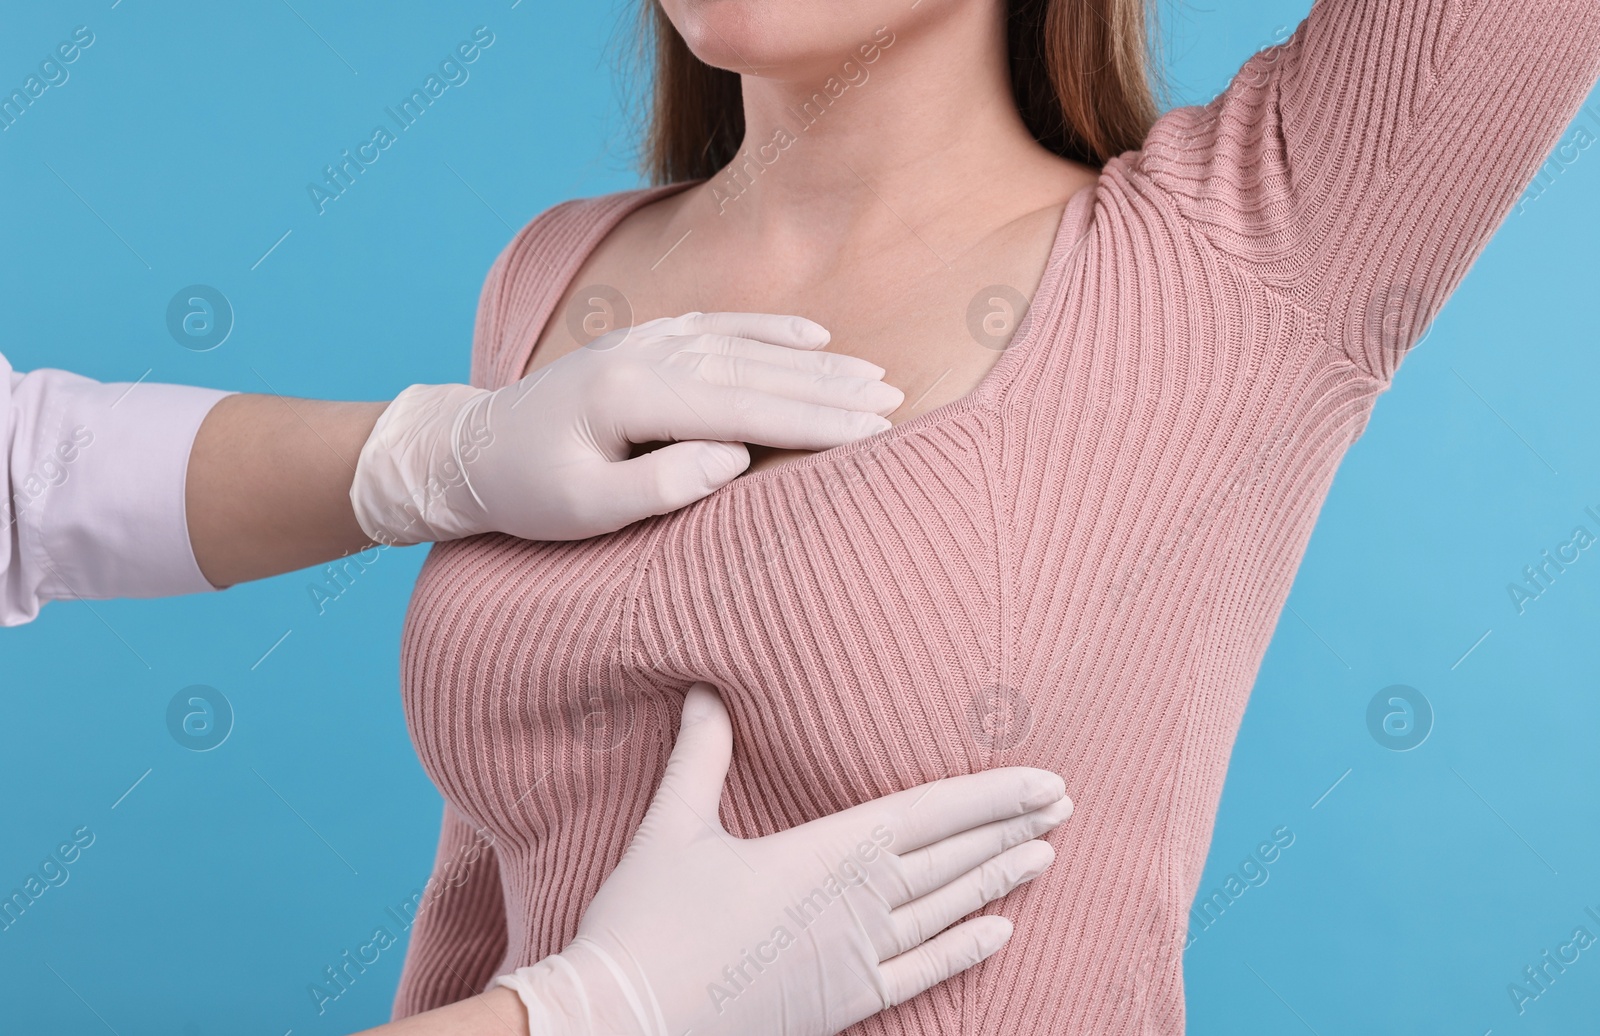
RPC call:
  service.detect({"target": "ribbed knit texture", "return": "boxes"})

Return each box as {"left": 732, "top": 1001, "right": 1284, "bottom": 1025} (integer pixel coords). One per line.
{"left": 393, "top": 1, "right": 1600, "bottom": 1031}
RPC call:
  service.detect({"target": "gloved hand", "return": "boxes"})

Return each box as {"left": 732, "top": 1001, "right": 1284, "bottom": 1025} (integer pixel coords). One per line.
{"left": 349, "top": 312, "right": 902, "bottom": 544}
{"left": 493, "top": 683, "right": 1074, "bottom": 1036}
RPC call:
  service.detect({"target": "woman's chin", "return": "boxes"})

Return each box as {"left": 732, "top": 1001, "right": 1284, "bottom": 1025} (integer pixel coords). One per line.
{"left": 666, "top": 0, "right": 898, "bottom": 77}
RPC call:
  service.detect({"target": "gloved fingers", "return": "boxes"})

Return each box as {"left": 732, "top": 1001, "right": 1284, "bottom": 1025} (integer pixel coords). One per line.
{"left": 887, "top": 793, "right": 1072, "bottom": 906}
{"left": 877, "top": 915, "right": 1014, "bottom": 1010}
{"left": 694, "top": 388, "right": 896, "bottom": 454}
{"left": 591, "top": 439, "right": 751, "bottom": 522}
{"left": 817, "top": 767, "right": 1067, "bottom": 856}
{"left": 873, "top": 840, "right": 1053, "bottom": 960}
{"left": 626, "top": 387, "right": 891, "bottom": 454}
{"left": 634, "top": 682, "right": 735, "bottom": 845}
{"left": 657, "top": 311, "right": 832, "bottom": 350}
{"left": 673, "top": 333, "right": 885, "bottom": 380}
{"left": 679, "top": 353, "right": 904, "bottom": 416}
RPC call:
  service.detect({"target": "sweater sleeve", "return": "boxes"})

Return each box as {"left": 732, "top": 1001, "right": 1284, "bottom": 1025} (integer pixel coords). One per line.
{"left": 1137, "top": 0, "right": 1600, "bottom": 382}
{"left": 390, "top": 805, "right": 509, "bottom": 1019}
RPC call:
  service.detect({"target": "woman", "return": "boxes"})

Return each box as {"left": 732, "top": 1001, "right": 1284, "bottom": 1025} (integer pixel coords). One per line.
{"left": 394, "top": 0, "right": 1600, "bottom": 1032}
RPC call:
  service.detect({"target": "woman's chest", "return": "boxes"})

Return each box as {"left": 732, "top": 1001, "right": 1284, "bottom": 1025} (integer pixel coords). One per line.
{"left": 400, "top": 418, "right": 1028, "bottom": 834}
{"left": 526, "top": 206, "right": 1066, "bottom": 475}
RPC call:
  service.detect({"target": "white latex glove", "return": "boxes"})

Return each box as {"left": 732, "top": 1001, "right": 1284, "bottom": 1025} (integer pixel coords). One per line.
{"left": 494, "top": 682, "right": 1074, "bottom": 1036}
{"left": 349, "top": 313, "right": 902, "bottom": 544}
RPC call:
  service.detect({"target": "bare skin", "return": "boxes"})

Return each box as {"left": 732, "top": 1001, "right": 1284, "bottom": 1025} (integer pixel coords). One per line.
{"left": 186, "top": 394, "right": 382, "bottom": 588}
{"left": 525, "top": 1, "right": 1100, "bottom": 476}
{"left": 352, "top": 987, "right": 528, "bottom": 1036}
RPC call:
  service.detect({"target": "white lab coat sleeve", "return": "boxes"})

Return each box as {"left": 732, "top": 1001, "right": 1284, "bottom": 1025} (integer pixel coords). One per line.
{"left": 2, "top": 353, "right": 233, "bottom": 626}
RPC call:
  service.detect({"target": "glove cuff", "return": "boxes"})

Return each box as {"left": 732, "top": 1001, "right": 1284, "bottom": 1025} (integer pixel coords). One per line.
{"left": 492, "top": 939, "right": 659, "bottom": 1036}
{"left": 349, "top": 383, "right": 489, "bottom": 546}
{"left": 492, "top": 955, "right": 589, "bottom": 1035}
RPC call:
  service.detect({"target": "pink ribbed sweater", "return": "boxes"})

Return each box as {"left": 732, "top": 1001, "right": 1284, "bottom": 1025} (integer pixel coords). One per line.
{"left": 394, "top": 2, "right": 1600, "bottom": 1032}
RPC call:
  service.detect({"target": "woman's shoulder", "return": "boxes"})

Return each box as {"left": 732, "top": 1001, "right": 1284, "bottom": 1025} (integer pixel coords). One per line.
{"left": 470, "top": 184, "right": 690, "bottom": 387}
{"left": 493, "top": 185, "right": 681, "bottom": 282}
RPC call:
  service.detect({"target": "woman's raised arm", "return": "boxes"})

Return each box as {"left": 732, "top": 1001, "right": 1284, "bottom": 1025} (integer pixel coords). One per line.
{"left": 1138, "top": 0, "right": 1600, "bottom": 382}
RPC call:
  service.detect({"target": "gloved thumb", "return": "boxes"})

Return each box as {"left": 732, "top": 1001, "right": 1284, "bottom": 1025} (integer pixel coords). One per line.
{"left": 607, "top": 440, "right": 750, "bottom": 522}
{"left": 642, "top": 682, "right": 735, "bottom": 845}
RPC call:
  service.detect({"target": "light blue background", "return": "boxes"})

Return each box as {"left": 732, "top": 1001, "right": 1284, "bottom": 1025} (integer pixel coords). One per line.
{"left": 1, "top": 2, "right": 1595, "bottom": 1033}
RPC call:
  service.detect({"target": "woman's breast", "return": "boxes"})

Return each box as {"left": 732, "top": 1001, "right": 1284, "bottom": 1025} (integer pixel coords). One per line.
{"left": 633, "top": 428, "right": 1013, "bottom": 836}
{"left": 399, "top": 415, "right": 1195, "bottom": 1034}
{"left": 402, "top": 419, "right": 1009, "bottom": 837}
{"left": 401, "top": 524, "right": 655, "bottom": 837}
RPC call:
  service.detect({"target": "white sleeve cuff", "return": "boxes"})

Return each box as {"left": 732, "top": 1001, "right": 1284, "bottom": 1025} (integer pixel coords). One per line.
{"left": 4, "top": 367, "right": 231, "bottom": 623}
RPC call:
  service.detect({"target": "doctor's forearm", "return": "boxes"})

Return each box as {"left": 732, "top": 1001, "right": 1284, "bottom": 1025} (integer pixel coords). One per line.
{"left": 186, "top": 393, "right": 385, "bottom": 588}
{"left": 355, "top": 987, "right": 531, "bottom": 1035}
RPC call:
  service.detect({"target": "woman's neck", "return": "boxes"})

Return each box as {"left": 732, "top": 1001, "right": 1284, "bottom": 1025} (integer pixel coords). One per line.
{"left": 693, "top": 6, "right": 1089, "bottom": 268}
